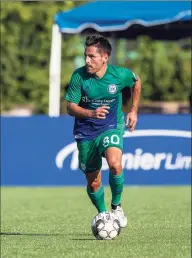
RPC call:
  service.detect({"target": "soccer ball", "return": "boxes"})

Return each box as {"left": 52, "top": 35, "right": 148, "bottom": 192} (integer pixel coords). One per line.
{"left": 91, "top": 211, "right": 121, "bottom": 240}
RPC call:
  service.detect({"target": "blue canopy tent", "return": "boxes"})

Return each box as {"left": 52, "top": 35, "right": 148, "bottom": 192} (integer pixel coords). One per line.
{"left": 49, "top": 1, "right": 192, "bottom": 116}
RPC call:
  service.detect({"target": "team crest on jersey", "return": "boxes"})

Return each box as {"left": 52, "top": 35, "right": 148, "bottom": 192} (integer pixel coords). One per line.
{"left": 108, "top": 84, "right": 118, "bottom": 94}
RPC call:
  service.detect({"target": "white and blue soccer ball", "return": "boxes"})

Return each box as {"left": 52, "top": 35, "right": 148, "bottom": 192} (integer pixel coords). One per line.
{"left": 91, "top": 211, "right": 121, "bottom": 240}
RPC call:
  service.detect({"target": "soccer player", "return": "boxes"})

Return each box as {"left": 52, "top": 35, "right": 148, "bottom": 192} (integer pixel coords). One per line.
{"left": 65, "top": 35, "right": 141, "bottom": 228}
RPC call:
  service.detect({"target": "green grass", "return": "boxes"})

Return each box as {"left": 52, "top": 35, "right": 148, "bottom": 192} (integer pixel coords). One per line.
{"left": 1, "top": 187, "right": 191, "bottom": 258}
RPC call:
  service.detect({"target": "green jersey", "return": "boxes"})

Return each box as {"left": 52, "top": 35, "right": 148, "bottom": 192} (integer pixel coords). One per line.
{"left": 65, "top": 64, "right": 138, "bottom": 142}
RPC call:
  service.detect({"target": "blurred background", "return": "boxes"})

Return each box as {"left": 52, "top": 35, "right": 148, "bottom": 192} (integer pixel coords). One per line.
{"left": 1, "top": 1, "right": 191, "bottom": 116}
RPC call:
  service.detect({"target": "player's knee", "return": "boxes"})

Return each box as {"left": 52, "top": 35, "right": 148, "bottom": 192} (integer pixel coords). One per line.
{"left": 108, "top": 158, "right": 122, "bottom": 175}
{"left": 86, "top": 172, "right": 101, "bottom": 192}
{"left": 88, "top": 179, "right": 101, "bottom": 192}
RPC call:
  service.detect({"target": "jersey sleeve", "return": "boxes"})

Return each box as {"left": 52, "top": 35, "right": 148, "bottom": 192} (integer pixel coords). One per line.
{"left": 121, "top": 68, "right": 138, "bottom": 88}
{"left": 65, "top": 71, "right": 82, "bottom": 104}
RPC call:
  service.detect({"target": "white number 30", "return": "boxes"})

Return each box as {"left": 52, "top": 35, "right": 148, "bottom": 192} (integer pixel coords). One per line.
{"left": 103, "top": 134, "right": 120, "bottom": 147}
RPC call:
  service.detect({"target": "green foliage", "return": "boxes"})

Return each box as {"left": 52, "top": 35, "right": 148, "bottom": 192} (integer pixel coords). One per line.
{"left": 123, "top": 37, "right": 191, "bottom": 102}
{"left": 1, "top": 3, "right": 191, "bottom": 114}
{"left": 1, "top": 1, "right": 83, "bottom": 114}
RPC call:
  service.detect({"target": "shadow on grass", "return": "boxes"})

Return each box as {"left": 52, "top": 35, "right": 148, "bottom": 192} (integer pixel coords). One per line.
{"left": 71, "top": 238, "right": 96, "bottom": 241}
{"left": 1, "top": 232, "right": 65, "bottom": 236}
{"left": 1, "top": 232, "right": 93, "bottom": 238}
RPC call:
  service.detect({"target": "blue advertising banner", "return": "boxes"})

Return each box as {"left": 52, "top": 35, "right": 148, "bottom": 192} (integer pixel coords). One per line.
{"left": 1, "top": 115, "right": 191, "bottom": 186}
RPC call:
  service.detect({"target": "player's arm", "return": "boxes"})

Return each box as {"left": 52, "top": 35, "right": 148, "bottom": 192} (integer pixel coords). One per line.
{"left": 67, "top": 102, "right": 110, "bottom": 119}
{"left": 130, "top": 76, "right": 141, "bottom": 113}
{"left": 126, "top": 76, "right": 141, "bottom": 132}
{"left": 66, "top": 71, "right": 110, "bottom": 119}
{"left": 121, "top": 68, "right": 141, "bottom": 132}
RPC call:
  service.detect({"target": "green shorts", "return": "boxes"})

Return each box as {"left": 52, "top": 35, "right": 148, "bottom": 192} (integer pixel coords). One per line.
{"left": 77, "top": 129, "right": 124, "bottom": 173}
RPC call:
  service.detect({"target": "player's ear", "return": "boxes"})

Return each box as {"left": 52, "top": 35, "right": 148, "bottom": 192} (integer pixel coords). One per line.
{"left": 103, "top": 53, "right": 109, "bottom": 63}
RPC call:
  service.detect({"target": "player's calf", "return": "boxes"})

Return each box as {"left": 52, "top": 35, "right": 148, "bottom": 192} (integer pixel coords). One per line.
{"left": 86, "top": 170, "right": 107, "bottom": 213}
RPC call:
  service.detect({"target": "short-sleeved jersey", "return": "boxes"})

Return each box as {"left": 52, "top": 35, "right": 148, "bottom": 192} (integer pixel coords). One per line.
{"left": 65, "top": 64, "right": 138, "bottom": 142}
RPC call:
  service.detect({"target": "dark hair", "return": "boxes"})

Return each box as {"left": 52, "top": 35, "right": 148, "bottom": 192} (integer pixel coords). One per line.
{"left": 85, "top": 35, "right": 112, "bottom": 56}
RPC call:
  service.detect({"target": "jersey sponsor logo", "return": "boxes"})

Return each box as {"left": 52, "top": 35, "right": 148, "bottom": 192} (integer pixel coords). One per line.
{"left": 55, "top": 130, "right": 191, "bottom": 171}
{"left": 81, "top": 96, "right": 116, "bottom": 106}
{"left": 108, "top": 84, "right": 118, "bottom": 94}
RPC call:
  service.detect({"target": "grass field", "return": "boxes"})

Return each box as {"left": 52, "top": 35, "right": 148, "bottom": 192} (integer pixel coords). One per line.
{"left": 1, "top": 187, "right": 191, "bottom": 258}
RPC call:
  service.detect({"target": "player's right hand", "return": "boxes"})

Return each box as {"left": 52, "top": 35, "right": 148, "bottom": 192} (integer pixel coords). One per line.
{"left": 91, "top": 106, "right": 110, "bottom": 119}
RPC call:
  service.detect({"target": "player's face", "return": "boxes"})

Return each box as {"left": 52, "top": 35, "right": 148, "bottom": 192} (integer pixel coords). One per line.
{"left": 85, "top": 46, "right": 108, "bottom": 74}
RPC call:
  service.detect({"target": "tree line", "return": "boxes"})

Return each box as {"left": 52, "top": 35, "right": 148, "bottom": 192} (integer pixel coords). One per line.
{"left": 1, "top": 2, "right": 191, "bottom": 114}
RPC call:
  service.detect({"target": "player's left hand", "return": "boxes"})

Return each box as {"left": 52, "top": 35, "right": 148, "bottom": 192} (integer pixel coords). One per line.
{"left": 126, "top": 110, "right": 137, "bottom": 132}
